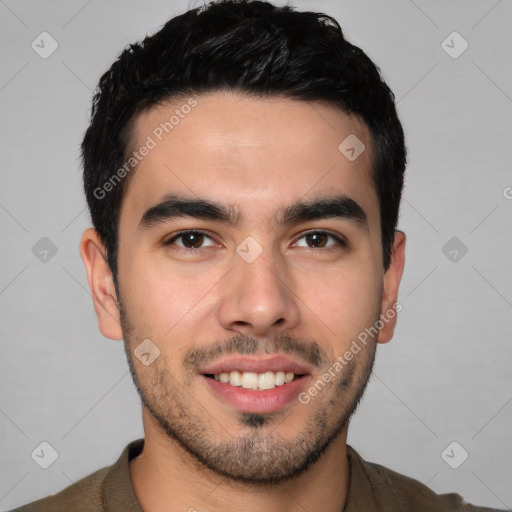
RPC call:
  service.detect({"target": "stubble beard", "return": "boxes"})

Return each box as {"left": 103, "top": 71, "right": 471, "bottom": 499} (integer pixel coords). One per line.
{"left": 119, "top": 302, "right": 378, "bottom": 485}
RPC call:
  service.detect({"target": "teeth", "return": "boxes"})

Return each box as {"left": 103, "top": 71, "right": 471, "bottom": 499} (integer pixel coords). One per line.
{"left": 275, "top": 371, "right": 285, "bottom": 386}
{"left": 241, "top": 372, "right": 258, "bottom": 389}
{"left": 258, "top": 371, "right": 275, "bottom": 390}
{"left": 229, "top": 371, "right": 242, "bottom": 386}
{"left": 212, "top": 370, "right": 296, "bottom": 390}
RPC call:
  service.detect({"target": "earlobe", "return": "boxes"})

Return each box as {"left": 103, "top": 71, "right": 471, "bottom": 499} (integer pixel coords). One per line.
{"left": 378, "top": 230, "right": 406, "bottom": 344}
{"left": 79, "top": 228, "right": 124, "bottom": 340}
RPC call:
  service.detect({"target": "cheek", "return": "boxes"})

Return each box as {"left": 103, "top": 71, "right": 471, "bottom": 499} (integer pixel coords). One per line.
{"left": 119, "top": 249, "right": 226, "bottom": 339}
{"left": 297, "top": 264, "right": 382, "bottom": 345}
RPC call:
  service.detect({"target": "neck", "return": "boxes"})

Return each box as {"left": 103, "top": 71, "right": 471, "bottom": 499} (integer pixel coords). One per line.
{"left": 129, "top": 409, "right": 350, "bottom": 512}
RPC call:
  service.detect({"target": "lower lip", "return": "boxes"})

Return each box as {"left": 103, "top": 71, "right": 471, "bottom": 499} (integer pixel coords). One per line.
{"left": 201, "top": 375, "right": 311, "bottom": 414}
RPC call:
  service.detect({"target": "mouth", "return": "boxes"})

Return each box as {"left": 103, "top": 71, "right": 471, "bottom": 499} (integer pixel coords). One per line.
{"left": 199, "top": 355, "right": 313, "bottom": 414}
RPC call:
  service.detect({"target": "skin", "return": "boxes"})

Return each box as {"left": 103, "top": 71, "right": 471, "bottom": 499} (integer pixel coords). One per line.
{"left": 80, "top": 91, "right": 406, "bottom": 512}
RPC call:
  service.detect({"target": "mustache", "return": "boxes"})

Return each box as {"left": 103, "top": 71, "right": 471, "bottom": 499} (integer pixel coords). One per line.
{"left": 183, "top": 332, "right": 326, "bottom": 372}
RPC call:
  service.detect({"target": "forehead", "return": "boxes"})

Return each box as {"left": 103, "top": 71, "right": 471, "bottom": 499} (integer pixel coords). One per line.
{"left": 120, "top": 91, "right": 378, "bottom": 230}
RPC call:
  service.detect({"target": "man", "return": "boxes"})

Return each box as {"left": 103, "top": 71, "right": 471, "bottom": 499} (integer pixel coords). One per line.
{"left": 12, "top": 1, "right": 507, "bottom": 511}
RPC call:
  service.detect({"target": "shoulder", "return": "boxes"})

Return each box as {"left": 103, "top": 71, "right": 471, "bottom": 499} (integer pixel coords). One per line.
{"left": 345, "top": 445, "right": 507, "bottom": 512}
{"left": 9, "top": 438, "right": 144, "bottom": 512}
{"left": 8, "top": 465, "right": 109, "bottom": 512}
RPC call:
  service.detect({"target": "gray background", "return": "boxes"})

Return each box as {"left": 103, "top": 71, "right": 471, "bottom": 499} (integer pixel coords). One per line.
{"left": 1, "top": 0, "right": 511, "bottom": 509}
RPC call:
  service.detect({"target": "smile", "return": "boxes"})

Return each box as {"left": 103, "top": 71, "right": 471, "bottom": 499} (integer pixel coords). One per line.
{"left": 206, "top": 370, "right": 302, "bottom": 391}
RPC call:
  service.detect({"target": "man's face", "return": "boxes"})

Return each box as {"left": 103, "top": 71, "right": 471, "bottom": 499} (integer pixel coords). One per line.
{"left": 103, "top": 92, "right": 401, "bottom": 483}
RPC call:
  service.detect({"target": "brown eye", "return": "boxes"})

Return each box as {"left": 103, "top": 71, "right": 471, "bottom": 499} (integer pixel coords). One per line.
{"left": 165, "top": 231, "right": 216, "bottom": 251}
{"left": 179, "top": 232, "right": 205, "bottom": 249}
{"left": 305, "top": 232, "right": 328, "bottom": 248}
{"left": 295, "top": 231, "right": 346, "bottom": 250}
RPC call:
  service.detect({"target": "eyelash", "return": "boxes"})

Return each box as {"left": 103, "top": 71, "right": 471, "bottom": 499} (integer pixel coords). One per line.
{"left": 163, "top": 230, "right": 347, "bottom": 254}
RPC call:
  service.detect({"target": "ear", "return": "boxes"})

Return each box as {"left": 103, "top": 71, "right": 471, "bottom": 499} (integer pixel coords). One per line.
{"left": 79, "top": 228, "right": 123, "bottom": 340}
{"left": 378, "top": 230, "right": 406, "bottom": 344}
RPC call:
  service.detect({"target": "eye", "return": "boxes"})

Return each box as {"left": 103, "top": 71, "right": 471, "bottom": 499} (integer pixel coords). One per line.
{"left": 294, "top": 231, "right": 346, "bottom": 251}
{"left": 164, "top": 230, "right": 217, "bottom": 252}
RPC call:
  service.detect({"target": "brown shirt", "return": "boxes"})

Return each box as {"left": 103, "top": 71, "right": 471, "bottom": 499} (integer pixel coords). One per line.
{"left": 10, "top": 439, "right": 506, "bottom": 512}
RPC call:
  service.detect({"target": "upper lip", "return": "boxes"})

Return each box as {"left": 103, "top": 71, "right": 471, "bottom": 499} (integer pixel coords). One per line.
{"left": 198, "top": 355, "right": 314, "bottom": 376}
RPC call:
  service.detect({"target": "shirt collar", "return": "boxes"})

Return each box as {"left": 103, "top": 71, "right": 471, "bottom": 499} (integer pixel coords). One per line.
{"left": 102, "top": 438, "right": 144, "bottom": 511}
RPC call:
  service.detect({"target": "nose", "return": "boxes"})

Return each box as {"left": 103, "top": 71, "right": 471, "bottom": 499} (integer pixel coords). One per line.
{"left": 217, "top": 247, "right": 301, "bottom": 338}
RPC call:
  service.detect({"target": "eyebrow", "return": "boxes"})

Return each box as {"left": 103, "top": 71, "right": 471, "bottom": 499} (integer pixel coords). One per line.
{"left": 138, "top": 193, "right": 368, "bottom": 231}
